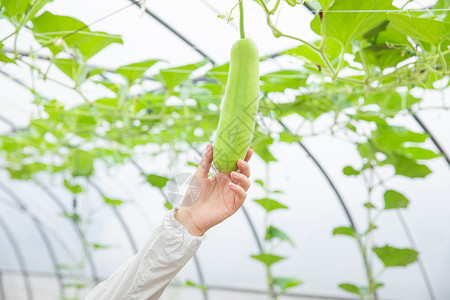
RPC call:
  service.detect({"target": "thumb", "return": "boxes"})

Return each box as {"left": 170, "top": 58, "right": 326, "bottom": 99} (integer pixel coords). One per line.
{"left": 195, "top": 144, "right": 213, "bottom": 178}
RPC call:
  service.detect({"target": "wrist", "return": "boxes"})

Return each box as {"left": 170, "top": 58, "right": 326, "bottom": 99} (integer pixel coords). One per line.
{"left": 174, "top": 207, "right": 205, "bottom": 237}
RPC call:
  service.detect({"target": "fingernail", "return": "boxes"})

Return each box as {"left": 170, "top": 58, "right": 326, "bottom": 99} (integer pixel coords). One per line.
{"left": 231, "top": 171, "right": 238, "bottom": 179}
{"left": 229, "top": 182, "right": 236, "bottom": 188}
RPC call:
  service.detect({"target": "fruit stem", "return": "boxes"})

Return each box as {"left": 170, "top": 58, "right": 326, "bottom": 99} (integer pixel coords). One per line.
{"left": 239, "top": 0, "right": 246, "bottom": 39}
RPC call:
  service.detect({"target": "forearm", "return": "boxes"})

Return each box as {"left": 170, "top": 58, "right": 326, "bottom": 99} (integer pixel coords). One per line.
{"left": 85, "top": 208, "right": 204, "bottom": 300}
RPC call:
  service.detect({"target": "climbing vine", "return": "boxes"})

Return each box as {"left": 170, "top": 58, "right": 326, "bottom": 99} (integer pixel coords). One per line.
{"left": 0, "top": 0, "right": 449, "bottom": 299}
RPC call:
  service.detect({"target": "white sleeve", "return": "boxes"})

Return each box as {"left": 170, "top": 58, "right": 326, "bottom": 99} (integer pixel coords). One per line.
{"left": 85, "top": 208, "right": 204, "bottom": 300}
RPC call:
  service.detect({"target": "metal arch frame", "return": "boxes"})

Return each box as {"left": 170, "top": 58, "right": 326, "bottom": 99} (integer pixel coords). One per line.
{"left": 0, "top": 1, "right": 446, "bottom": 298}
{"left": 0, "top": 212, "right": 33, "bottom": 300}
{"left": 88, "top": 181, "right": 139, "bottom": 253}
{"left": 127, "top": 0, "right": 216, "bottom": 64}
{"left": 39, "top": 185, "right": 100, "bottom": 283}
{"left": 0, "top": 182, "right": 65, "bottom": 299}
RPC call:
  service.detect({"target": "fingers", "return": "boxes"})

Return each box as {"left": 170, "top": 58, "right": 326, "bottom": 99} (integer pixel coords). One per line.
{"left": 195, "top": 144, "right": 213, "bottom": 178}
{"left": 237, "top": 157, "right": 251, "bottom": 178}
{"left": 230, "top": 171, "right": 251, "bottom": 191}
{"left": 244, "top": 148, "right": 253, "bottom": 163}
{"left": 229, "top": 182, "right": 247, "bottom": 210}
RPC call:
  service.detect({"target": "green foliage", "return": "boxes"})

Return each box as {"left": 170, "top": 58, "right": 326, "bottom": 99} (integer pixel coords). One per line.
{"left": 117, "top": 59, "right": 161, "bottom": 84}
{"left": 32, "top": 12, "right": 122, "bottom": 59}
{"left": 373, "top": 245, "right": 418, "bottom": 267}
{"left": 146, "top": 174, "right": 170, "bottom": 189}
{"left": 383, "top": 190, "right": 409, "bottom": 209}
{"left": 251, "top": 253, "right": 285, "bottom": 267}
{"left": 0, "top": 1, "right": 448, "bottom": 298}
{"left": 333, "top": 226, "right": 356, "bottom": 238}
{"left": 273, "top": 276, "right": 303, "bottom": 293}
{"left": 102, "top": 195, "right": 124, "bottom": 206}
{"left": 265, "top": 225, "right": 295, "bottom": 246}
{"left": 254, "top": 197, "right": 288, "bottom": 213}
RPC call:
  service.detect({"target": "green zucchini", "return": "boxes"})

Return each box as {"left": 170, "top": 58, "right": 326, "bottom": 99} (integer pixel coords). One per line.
{"left": 213, "top": 38, "right": 260, "bottom": 174}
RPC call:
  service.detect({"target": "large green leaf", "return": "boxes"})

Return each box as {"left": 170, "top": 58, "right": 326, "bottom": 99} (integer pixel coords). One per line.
{"left": 388, "top": 14, "right": 450, "bottom": 46}
{"left": 383, "top": 153, "right": 432, "bottom": 178}
{"left": 384, "top": 190, "right": 409, "bottom": 209}
{"left": 260, "top": 70, "right": 307, "bottom": 92}
{"left": 435, "top": 0, "right": 450, "bottom": 9}
{"left": 356, "top": 44, "right": 411, "bottom": 70}
{"left": 157, "top": 61, "right": 207, "bottom": 91}
{"left": 32, "top": 12, "right": 122, "bottom": 59}
{"left": 311, "top": 0, "right": 396, "bottom": 46}
{"left": 373, "top": 245, "right": 418, "bottom": 267}
{"left": 116, "top": 59, "right": 161, "bottom": 84}
{"left": 0, "top": 0, "right": 30, "bottom": 20}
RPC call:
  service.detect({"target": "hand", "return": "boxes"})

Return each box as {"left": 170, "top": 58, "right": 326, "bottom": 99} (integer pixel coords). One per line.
{"left": 174, "top": 144, "right": 253, "bottom": 236}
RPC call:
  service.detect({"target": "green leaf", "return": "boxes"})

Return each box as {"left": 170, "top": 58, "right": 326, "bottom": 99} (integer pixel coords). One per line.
{"left": 333, "top": 226, "right": 356, "bottom": 238}
{"left": 343, "top": 166, "right": 359, "bottom": 176}
{"left": 254, "top": 198, "right": 288, "bottom": 213}
{"left": 403, "top": 147, "right": 440, "bottom": 160}
{"left": 185, "top": 280, "right": 207, "bottom": 291}
{"left": 102, "top": 195, "right": 124, "bottom": 206}
{"left": 206, "top": 62, "right": 229, "bottom": 87}
{"left": 63, "top": 179, "right": 82, "bottom": 194}
{"left": 32, "top": 12, "right": 122, "bottom": 59}
{"left": 273, "top": 277, "right": 303, "bottom": 293}
{"left": 116, "top": 59, "right": 161, "bottom": 84}
{"left": 384, "top": 190, "right": 409, "bottom": 210}
{"left": 251, "top": 253, "right": 285, "bottom": 267}
{"left": 260, "top": 70, "right": 307, "bottom": 92}
{"left": 364, "top": 202, "right": 376, "bottom": 209}
{"left": 279, "top": 131, "right": 302, "bottom": 144}
{"left": 265, "top": 226, "right": 295, "bottom": 246}
{"left": 1, "top": 0, "right": 30, "bottom": 19}
{"left": 357, "top": 45, "right": 411, "bottom": 70}
{"left": 0, "top": 43, "right": 15, "bottom": 64}
{"left": 254, "top": 179, "right": 264, "bottom": 187}
{"left": 338, "top": 283, "right": 361, "bottom": 295}
{"left": 251, "top": 130, "right": 277, "bottom": 163}
{"left": 164, "top": 201, "right": 173, "bottom": 210}
{"left": 311, "top": 0, "right": 396, "bottom": 46}
{"left": 146, "top": 174, "right": 170, "bottom": 189}
{"left": 23, "top": 0, "right": 53, "bottom": 23}
{"left": 54, "top": 58, "right": 103, "bottom": 85}
{"left": 385, "top": 154, "right": 432, "bottom": 178}
{"left": 435, "top": 0, "right": 450, "bottom": 9}
{"left": 158, "top": 61, "right": 207, "bottom": 91}
{"left": 388, "top": 14, "right": 450, "bottom": 46}
{"left": 373, "top": 245, "right": 418, "bottom": 267}
{"left": 70, "top": 149, "right": 94, "bottom": 177}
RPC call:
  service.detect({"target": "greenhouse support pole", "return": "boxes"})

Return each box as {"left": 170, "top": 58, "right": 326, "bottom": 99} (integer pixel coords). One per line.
{"left": 409, "top": 109, "right": 450, "bottom": 168}
{"left": 277, "top": 120, "right": 357, "bottom": 231}
{"left": 89, "top": 181, "right": 139, "bottom": 253}
{"left": 0, "top": 271, "right": 4, "bottom": 300}
{"left": 127, "top": 0, "right": 216, "bottom": 64}
{"left": 0, "top": 182, "right": 65, "bottom": 299}
{"left": 0, "top": 215, "right": 33, "bottom": 300}
{"left": 40, "top": 185, "right": 100, "bottom": 283}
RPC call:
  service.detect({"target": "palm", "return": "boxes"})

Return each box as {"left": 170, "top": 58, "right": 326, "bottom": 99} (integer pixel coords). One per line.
{"left": 180, "top": 145, "right": 253, "bottom": 234}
